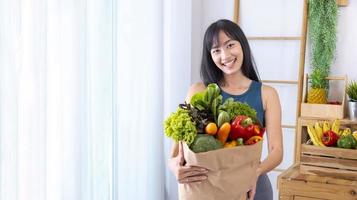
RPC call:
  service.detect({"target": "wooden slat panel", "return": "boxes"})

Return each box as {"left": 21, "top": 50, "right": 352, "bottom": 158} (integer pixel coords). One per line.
{"left": 262, "top": 80, "right": 298, "bottom": 84}
{"left": 337, "top": 0, "right": 349, "bottom": 6}
{"left": 301, "top": 154, "right": 357, "bottom": 171}
{"left": 279, "top": 178, "right": 357, "bottom": 200}
{"left": 233, "top": 0, "right": 240, "bottom": 24}
{"left": 274, "top": 168, "right": 286, "bottom": 173}
{"left": 279, "top": 195, "right": 294, "bottom": 200}
{"left": 278, "top": 164, "right": 357, "bottom": 186}
{"left": 300, "top": 165, "right": 357, "bottom": 181}
{"left": 299, "top": 117, "right": 357, "bottom": 126}
{"left": 306, "top": 75, "right": 346, "bottom": 80}
{"left": 301, "top": 103, "right": 344, "bottom": 119}
{"left": 282, "top": 124, "right": 296, "bottom": 129}
{"left": 294, "top": 0, "right": 309, "bottom": 163}
{"left": 301, "top": 144, "right": 357, "bottom": 160}
{"left": 247, "top": 36, "right": 301, "bottom": 40}
{"left": 294, "top": 196, "right": 324, "bottom": 200}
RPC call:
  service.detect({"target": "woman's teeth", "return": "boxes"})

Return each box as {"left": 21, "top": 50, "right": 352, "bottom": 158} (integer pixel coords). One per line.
{"left": 223, "top": 58, "right": 236, "bottom": 66}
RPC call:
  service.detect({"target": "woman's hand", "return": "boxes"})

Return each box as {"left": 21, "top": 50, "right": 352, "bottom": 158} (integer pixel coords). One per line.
{"left": 247, "top": 169, "right": 261, "bottom": 200}
{"left": 168, "top": 142, "right": 208, "bottom": 184}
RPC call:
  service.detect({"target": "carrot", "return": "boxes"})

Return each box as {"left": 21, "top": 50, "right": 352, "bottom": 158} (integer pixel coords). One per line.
{"left": 217, "top": 122, "right": 231, "bottom": 144}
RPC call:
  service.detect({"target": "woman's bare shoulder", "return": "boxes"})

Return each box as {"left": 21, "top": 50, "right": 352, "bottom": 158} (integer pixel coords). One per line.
{"left": 262, "top": 84, "right": 278, "bottom": 95}
{"left": 261, "top": 84, "right": 280, "bottom": 109}
{"left": 185, "top": 82, "right": 206, "bottom": 103}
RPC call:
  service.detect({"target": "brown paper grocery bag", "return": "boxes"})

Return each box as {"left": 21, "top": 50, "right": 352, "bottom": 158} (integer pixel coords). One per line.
{"left": 178, "top": 141, "right": 262, "bottom": 200}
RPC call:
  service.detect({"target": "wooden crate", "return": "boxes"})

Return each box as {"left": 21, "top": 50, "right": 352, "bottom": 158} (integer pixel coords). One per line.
{"left": 300, "top": 74, "right": 347, "bottom": 119}
{"left": 278, "top": 164, "right": 357, "bottom": 200}
{"left": 300, "top": 144, "right": 357, "bottom": 179}
{"left": 295, "top": 117, "right": 357, "bottom": 179}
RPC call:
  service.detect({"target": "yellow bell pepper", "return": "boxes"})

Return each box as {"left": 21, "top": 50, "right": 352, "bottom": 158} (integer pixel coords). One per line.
{"left": 352, "top": 131, "right": 357, "bottom": 141}
{"left": 224, "top": 140, "right": 238, "bottom": 148}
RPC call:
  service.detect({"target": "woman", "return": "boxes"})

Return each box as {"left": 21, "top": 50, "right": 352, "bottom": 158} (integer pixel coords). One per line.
{"left": 168, "top": 19, "right": 283, "bottom": 200}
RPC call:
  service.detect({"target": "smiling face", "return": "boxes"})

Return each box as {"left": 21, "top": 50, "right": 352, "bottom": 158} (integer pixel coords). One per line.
{"left": 210, "top": 31, "right": 244, "bottom": 76}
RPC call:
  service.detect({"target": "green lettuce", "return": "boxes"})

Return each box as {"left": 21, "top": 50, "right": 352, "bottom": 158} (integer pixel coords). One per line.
{"left": 164, "top": 108, "right": 197, "bottom": 145}
{"left": 218, "top": 98, "right": 257, "bottom": 121}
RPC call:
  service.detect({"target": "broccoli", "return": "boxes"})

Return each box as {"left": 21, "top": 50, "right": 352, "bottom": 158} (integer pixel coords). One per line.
{"left": 190, "top": 134, "right": 223, "bottom": 153}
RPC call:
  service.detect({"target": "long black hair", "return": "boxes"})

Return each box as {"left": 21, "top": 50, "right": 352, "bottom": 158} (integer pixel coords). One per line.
{"left": 200, "top": 19, "right": 260, "bottom": 86}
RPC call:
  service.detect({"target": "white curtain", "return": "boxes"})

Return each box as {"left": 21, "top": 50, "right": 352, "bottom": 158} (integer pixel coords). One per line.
{"left": 115, "top": 0, "right": 192, "bottom": 199}
{"left": 0, "top": 0, "right": 113, "bottom": 199}
{"left": 0, "top": 0, "right": 192, "bottom": 199}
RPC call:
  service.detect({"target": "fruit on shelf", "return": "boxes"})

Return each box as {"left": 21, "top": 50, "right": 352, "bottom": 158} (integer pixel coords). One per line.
{"left": 307, "top": 125, "right": 325, "bottom": 147}
{"left": 337, "top": 134, "right": 357, "bottom": 149}
{"left": 322, "top": 130, "right": 339, "bottom": 146}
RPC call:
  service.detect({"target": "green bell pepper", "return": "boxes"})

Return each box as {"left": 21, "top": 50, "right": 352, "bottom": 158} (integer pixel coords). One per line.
{"left": 337, "top": 134, "right": 357, "bottom": 149}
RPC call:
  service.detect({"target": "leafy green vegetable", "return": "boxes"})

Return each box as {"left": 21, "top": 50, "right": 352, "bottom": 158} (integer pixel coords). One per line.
{"left": 218, "top": 98, "right": 257, "bottom": 121}
{"left": 190, "top": 134, "right": 223, "bottom": 153}
{"left": 179, "top": 103, "right": 213, "bottom": 134}
{"left": 217, "top": 111, "right": 230, "bottom": 127}
{"left": 190, "top": 83, "right": 221, "bottom": 112}
{"left": 211, "top": 95, "right": 222, "bottom": 123}
{"left": 190, "top": 92, "right": 207, "bottom": 111}
{"left": 164, "top": 108, "right": 197, "bottom": 145}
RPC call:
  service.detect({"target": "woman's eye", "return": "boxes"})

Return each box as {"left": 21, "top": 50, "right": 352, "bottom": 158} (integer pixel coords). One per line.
{"left": 211, "top": 49, "right": 219, "bottom": 54}
{"left": 227, "top": 43, "right": 234, "bottom": 48}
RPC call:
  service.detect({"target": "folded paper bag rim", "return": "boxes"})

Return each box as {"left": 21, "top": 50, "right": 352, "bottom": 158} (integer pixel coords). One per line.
{"left": 179, "top": 141, "right": 263, "bottom": 200}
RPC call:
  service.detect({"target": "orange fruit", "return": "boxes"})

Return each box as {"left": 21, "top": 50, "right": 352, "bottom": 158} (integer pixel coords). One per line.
{"left": 205, "top": 122, "right": 218, "bottom": 135}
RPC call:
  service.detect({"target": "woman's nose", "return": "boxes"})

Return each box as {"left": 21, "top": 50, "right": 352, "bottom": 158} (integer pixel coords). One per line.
{"left": 220, "top": 49, "right": 229, "bottom": 59}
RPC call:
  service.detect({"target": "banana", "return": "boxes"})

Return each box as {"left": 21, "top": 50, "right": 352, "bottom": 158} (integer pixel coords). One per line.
{"left": 339, "top": 130, "right": 344, "bottom": 136}
{"left": 314, "top": 122, "right": 323, "bottom": 139}
{"left": 322, "top": 121, "right": 330, "bottom": 133}
{"left": 331, "top": 119, "right": 340, "bottom": 134}
{"left": 307, "top": 125, "right": 322, "bottom": 146}
{"left": 313, "top": 122, "right": 325, "bottom": 146}
{"left": 353, "top": 131, "right": 357, "bottom": 141}
{"left": 342, "top": 128, "right": 351, "bottom": 137}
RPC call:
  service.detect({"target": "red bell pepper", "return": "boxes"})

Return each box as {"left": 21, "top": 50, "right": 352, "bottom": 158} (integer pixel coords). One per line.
{"left": 229, "top": 115, "right": 265, "bottom": 141}
{"left": 322, "top": 130, "right": 339, "bottom": 146}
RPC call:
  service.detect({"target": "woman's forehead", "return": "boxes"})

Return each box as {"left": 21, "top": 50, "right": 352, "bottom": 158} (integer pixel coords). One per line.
{"left": 211, "top": 31, "right": 235, "bottom": 48}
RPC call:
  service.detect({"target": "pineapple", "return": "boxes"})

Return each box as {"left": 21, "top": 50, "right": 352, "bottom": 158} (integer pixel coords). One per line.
{"left": 307, "top": 88, "right": 327, "bottom": 104}
{"left": 307, "top": 68, "right": 328, "bottom": 104}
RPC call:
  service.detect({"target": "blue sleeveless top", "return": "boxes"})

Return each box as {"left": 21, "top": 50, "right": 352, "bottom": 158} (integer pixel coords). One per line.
{"left": 220, "top": 81, "right": 265, "bottom": 126}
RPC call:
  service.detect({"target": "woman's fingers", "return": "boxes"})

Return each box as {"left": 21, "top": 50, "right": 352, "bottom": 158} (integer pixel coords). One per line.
{"left": 178, "top": 175, "right": 207, "bottom": 184}
{"left": 177, "top": 166, "right": 209, "bottom": 182}
{"left": 179, "top": 169, "right": 207, "bottom": 178}
{"left": 178, "top": 141, "right": 185, "bottom": 166}
{"left": 179, "top": 166, "right": 208, "bottom": 175}
{"left": 175, "top": 142, "right": 208, "bottom": 184}
{"left": 247, "top": 190, "right": 255, "bottom": 200}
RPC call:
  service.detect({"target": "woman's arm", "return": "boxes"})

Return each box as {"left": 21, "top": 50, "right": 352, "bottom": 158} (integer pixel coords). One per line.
{"left": 168, "top": 82, "right": 208, "bottom": 183}
{"left": 258, "top": 85, "right": 283, "bottom": 175}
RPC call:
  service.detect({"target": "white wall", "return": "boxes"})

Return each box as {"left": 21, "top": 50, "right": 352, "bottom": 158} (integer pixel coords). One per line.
{"left": 191, "top": 0, "right": 235, "bottom": 82}
{"left": 190, "top": 1, "right": 357, "bottom": 199}
{"left": 332, "top": 3, "right": 357, "bottom": 81}
{"left": 192, "top": 1, "right": 357, "bottom": 89}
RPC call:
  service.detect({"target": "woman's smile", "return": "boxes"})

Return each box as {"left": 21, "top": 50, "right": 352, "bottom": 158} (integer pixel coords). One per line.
{"left": 222, "top": 58, "right": 237, "bottom": 67}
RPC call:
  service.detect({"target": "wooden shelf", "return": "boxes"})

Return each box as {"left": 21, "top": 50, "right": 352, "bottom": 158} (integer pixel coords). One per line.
{"left": 262, "top": 80, "right": 298, "bottom": 85}
{"left": 278, "top": 164, "right": 357, "bottom": 200}
{"left": 295, "top": 117, "right": 357, "bottom": 163}
{"left": 281, "top": 116, "right": 357, "bottom": 199}
{"left": 247, "top": 36, "right": 301, "bottom": 40}
{"left": 299, "top": 117, "right": 357, "bottom": 126}
{"left": 337, "top": 0, "right": 349, "bottom": 7}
